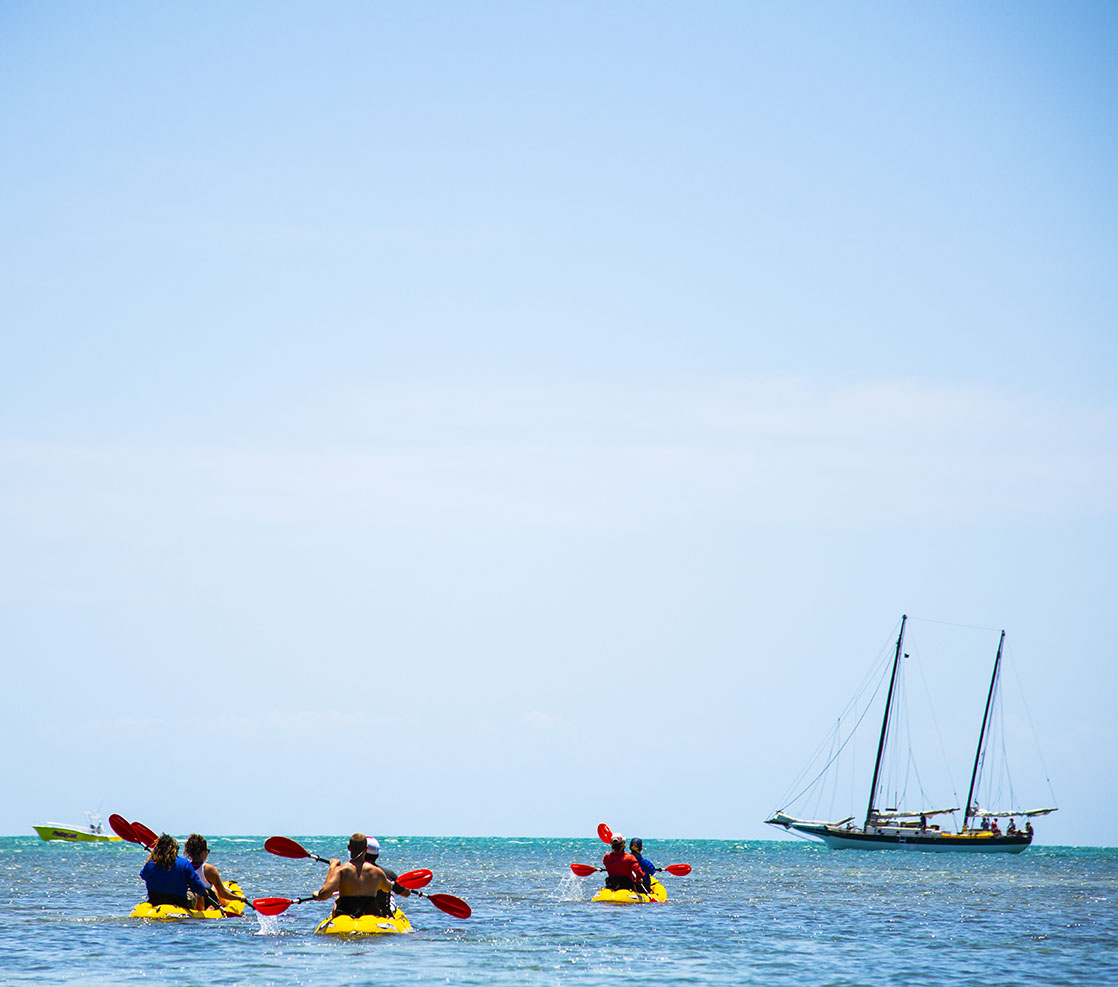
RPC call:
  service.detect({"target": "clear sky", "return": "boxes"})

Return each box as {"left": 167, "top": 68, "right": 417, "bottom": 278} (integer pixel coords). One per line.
{"left": 2, "top": 2, "right": 1115, "bottom": 845}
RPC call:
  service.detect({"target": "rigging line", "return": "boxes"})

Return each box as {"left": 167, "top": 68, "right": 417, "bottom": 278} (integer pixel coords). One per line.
{"left": 775, "top": 650, "right": 891, "bottom": 806}
{"left": 995, "top": 695, "right": 1018, "bottom": 810}
{"left": 913, "top": 645, "right": 962, "bottom": 807}
{"left": 773, "top": 646, "right": 895, "bottom": 811}
{"left": 1008, "top": 648, "right": 1060, "bottom": 806}
{"left": 810, "top": 720, "right": 840, "bottom": 820}
{"left": 909, "top": 615, "right": 1002, "bottom": 633}
{"left": 825, "top": 719, "right": 841, "bottom": 821}
{"left": 907, "top": 745, "right": 928, "bottom": 809}
{"left": 777, "top": 720, "right": 849, "bottom": 813}
{"left": 778, "top": 668, "right": 891, "bottom": 812}
{"left": 772, "top": 618, "right": 906, "bottom": 814}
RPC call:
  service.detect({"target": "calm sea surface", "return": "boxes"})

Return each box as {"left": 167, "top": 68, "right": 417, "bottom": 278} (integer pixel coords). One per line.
{"left": 1, "top": 836, "right": 1115, "bottom": 986}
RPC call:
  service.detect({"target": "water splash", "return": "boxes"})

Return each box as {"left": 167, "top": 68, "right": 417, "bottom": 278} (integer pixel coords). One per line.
{"left": 554, "top": 873, "right": 585, "bottom": 901}
{"left": 255, "top": 912, "right": 281, "bottom": 935}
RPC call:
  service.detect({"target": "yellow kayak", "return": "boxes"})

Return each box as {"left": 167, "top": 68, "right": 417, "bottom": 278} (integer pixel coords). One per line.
{"left": 130, "top": 881, "right": 247, "bottom": 920}
{"left": 315, "top": 907, "right": 413, "bottom": 935}
{"left": 591, "top": 878, "right": 666, "bottom": 905}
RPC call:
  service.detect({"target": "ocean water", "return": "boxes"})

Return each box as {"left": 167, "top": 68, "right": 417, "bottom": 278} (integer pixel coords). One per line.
{"left": 1, "top": 835, "right": 1115, "bottom": 986}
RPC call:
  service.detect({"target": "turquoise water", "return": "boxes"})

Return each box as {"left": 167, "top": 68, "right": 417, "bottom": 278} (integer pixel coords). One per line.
{"left": 1, "top": 836, "right": 1115, "bottom": 986}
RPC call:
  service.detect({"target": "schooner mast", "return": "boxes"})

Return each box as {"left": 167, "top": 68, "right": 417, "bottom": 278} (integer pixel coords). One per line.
{"left": 864, "top": 614, "right": 906, "bottom": 830}
{"left": 963, "top": 629, "right": 1005, "bottom": 831}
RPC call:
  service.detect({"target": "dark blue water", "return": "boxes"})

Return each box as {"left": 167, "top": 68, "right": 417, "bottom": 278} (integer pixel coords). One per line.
{"left": 1, "top": 836, "right": 1114, "bottom": 985}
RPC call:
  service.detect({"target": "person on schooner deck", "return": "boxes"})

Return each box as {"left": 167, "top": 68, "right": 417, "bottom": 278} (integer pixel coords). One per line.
{"left": 1026, "top": 821, "right": 1034, "bottom": 838}
{"left": 990, "top": 819, "right": 1002, "bottom": 836}
{"left": 1007, "top": 819, "right": 1018, "bottom": 835}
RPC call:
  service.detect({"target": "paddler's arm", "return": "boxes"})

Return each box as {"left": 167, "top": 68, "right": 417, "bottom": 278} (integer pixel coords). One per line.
{"left": 206, "top": 863, "right": 246, "bottom": 904}
{"left": 378, "top": 866, "right": 395, "bottom": 897}
{"left": 183, "top": 860, "right": 224, "bottom": 913}
{"left": 313, "top": 859, "right": 343, "bottom": 901}
{"left": 383, "top": 867, "right": 411, "bottom": 898}
{"left": 629, "top": 858, "right": 644, "bottom": 883}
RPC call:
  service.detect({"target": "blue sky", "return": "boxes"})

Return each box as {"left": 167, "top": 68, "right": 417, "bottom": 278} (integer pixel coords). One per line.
{"left": 2, "top": 2, "right": 1115, "bottom": 845}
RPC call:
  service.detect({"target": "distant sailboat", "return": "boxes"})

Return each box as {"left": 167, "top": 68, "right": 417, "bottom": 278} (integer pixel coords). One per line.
{"left": 766, "top": 615, "right": 1057, "bottom": 853}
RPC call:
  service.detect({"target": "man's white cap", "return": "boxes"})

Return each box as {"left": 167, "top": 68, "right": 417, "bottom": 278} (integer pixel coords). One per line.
{"left": 366, "top": 836, "right": 380, "bottom": 855}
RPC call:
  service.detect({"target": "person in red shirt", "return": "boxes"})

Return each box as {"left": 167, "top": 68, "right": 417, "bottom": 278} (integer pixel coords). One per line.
{"left": 602, "top": 833, "right": 644, "bottom": 891}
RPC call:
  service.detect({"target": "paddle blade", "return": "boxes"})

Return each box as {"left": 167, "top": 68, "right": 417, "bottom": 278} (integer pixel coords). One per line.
{"left": 570, "top": 863, "right": 598, "bottom": 876}
{"left": 251, "top": 897, "right": 294, "bottom": 916}
{"left": 265, "top": 836, "right": 310, "bottom": 860}
{"left": 665, "top": 864, "right": 692, "bottom": 876}
{"left": 428, "top": 893, "right": 471, "bottom": 919}
{"left": 108, "top": 814, "right": 138, "bottom": 843}
{"left": 131, "top": 822, "right": 158, "bottom": 848}
{"left": 396, "top": 868, "right": 433, "bottom": 890}
{"left": 597, "top": 823, "right": 613, "bottom": 844}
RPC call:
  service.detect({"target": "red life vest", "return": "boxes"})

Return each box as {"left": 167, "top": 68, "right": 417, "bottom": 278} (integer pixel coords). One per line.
{"left": 602, "top": 851, "right": 642, "bottom": 882}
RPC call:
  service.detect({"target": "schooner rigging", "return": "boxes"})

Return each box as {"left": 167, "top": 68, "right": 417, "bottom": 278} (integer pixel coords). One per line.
{"left": 766, "top": 615, "right": 1057, "bottom": 852}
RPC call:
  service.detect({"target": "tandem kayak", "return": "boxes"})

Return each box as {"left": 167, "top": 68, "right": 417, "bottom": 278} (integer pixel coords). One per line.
{"left": 591, "top": 878, "right": 666, "bottom": 905}
{"left": 130, "top": 881, "right": 247, "bottom": 920}
{"left": 314, "top": 908, "right": 413, "bottom": 935}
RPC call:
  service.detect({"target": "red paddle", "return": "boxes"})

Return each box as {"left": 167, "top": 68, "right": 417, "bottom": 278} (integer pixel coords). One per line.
{"left": 131, "top": 822, "right": 158, "bottom": 848}
{"left": 571, "top": 862, "right": 692, "bottom": 876}
{"left": 263, "top": 838, "right": 468, "bottom": 919}
{"left": 597, "top": 823, "right": 613, "bottom": 844}
{"left": 251, "top": 896, "right": 315, "bottom": 916}
{"left": 395, "top": 869, "right": 433, "bottom": 890}
{"left": 264, "top": 836, "right": 331, "bottom": 863}
{"left": 109, "top": 815, "right": 157, "bottom": 849}
{"left": 412, "top": 890, "right": 471, "bottom": 919}
{"left": 251, "top": 890, "right": 470, "bottom": 920}
{"left": 109, "top": 814, "right": 139, "bottom": 843}
{"left": 264, "top": 839, "right": 435, "bottom": 891}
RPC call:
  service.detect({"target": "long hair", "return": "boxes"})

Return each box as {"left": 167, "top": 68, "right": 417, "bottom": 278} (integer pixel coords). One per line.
{"left": 151, "top": 833, "right": 178, "bottom": 870}
{"left": 184, "top": 833, "right": 207, "bottom": 863}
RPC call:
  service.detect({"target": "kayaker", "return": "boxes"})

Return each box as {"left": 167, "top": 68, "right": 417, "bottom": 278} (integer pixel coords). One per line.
{"left": 313, "top": 833, "right": 394, "bottom": 919}
{"left": 184, "top": 833, "right": 248, "bottom": 910}
{"left": 602, "top": 833, "right": 644, "bottom": 892}
{"left": 140, "top": 833, "right": 219, "bottom": 911}
{"left": 629, "top": 837, "right": 657, "bottom": 893}
{"left": 363, "top": 835, "right": 412, "bottom": 917}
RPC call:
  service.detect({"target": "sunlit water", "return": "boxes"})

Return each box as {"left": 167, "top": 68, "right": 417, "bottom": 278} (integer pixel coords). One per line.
{"left": 2, "top": 836, "right": 1115, "bottom": 985}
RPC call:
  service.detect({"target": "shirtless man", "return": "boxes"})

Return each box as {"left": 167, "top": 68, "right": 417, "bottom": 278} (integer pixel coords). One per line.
{"left": 312, "top": 833, "right": 394, "bottom": 918}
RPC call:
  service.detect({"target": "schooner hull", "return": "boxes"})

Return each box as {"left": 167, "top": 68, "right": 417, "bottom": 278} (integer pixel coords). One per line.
{"left": 787, "top": 823, "right": 1031, "bottom": 853}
